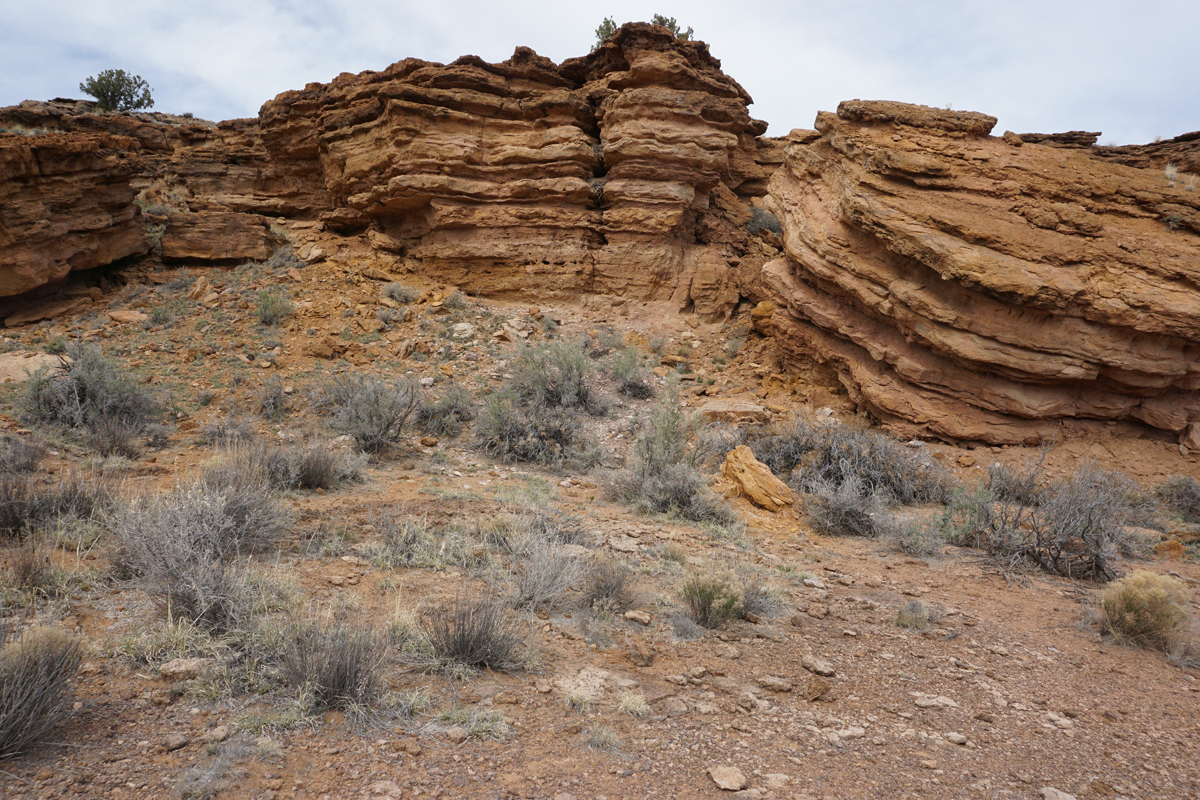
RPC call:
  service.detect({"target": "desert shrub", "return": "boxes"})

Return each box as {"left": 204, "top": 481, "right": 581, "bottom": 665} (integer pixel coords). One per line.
{"left": 607, "top": 385, "right": 735, "bottom": 525}
{"left": 516, "top": 506, "right": 587, "bottom": 546}
{"left": 618, "top": 379, "right": 656, "bottom": 400}
{"left": 21, "top": 344, "right": 159, "bottom": 441}
{"left": 2, "top": 536, "right": 59, "bottom": 600}
{"left": 743, "top": 417, "right": 949, "bottom": 505}
{"left": 511, "top": 538, "right": 588, "bottom": 610}
{"left": 258, "top": 378, "right": 288, "bottom": 419}
{"left": 256, "top": 290, "right": 294, "bottom": 326}
{"left": 587, "top": 724, "right": 621, "bottom": 752}
{"left": 1157, "top": 475, "right": 1200, "bottom": 523}
{"left": 82, "top": 416, "right": 143, "bottom": 458}
{"left": 79, "top": 68, "right": 153, "bottom": 111}
{"left": 201, "top": 415, "right": 255, "bottom": 445}
{"left": 510, "top": 337, "right": 602, "bottom": 414}
{"left": 475, "top": 391, "right": 595, "bottom": 466}
{"left": 804, "top": 477, "right": 889, "bottom": 538}
{"left": 443, "top": 290, "right": 468, "bottom": 309}
{"left": 278, "top": 613, "right": 386, "bottom": 710}
{"left": 0, "top": 626, "right": 83, "bottom": 759}
{"left": 882, "top": 516, "right": 946, "bottom": 557}
{"left": 0, "top": 437, "right": 46, "bottom": 473}
{"left": 383, "top": 283, "right": 419, "bottom": 304}
{"left": 681, "top": 572, "right": 740, "bottom": 629}
{"left": 212, "top": 442, "right": 360, "bottom": 492}
{"left": 115, "top": 480, "right": 286, "bottom": 628}
{"left": 325, "top": 373, "right": 421, "bottom": 453}
{"left": 419, "top": 587, "right": 524, "bottom": 671}
{"left": 738, "top": 577, "right": 783, "bottom": 619}
{"left": 895, "top": 600, "right": 930, "bottom": 630}
{"left": 619, "top": 692, "right": 650, "bottom": 717}
{"left": 0, "top": 471, "right": 112, "bottom": 541}
{"left": 745, "top": 207, "right": 782, "bottom": 236}
{"left": 416, "top": 385, "right": 476, "bottom": 437}
{"left": 583, "top": 559, "right": 632, "bottom": 612}
{"left": 1102, "top": 571, "right": 1192, "bottom": 648}
{"left": 941, "top": 461, "right": 1154, "bottom": 582}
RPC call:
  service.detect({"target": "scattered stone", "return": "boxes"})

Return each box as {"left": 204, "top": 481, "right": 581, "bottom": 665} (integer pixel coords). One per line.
{"left": 159, "top": 658, "right": 214, "bottom": 682}
{"left": 663, "top": 697, "right": 688, "bottom": 716}
{"left": 367, "top": 780, "right": 404, "bottom": 799}
{"left": 756, "top": 675, "right": 792, "bottom": 693}
{"left": 608, "top": 536, "right": 641, "bottom": 553}
{"left": 801, "top": 577, "right": 826, "bottom": 589}
{"left": 708, "top": 765, "right": 749, "bottom": 791}
{"left": 108, "top": 310, "right": 149, "bottom": 324}
{"left": 445, "top": 726, "right": 468, "bottom": 744}
{"left": 627, "top": 645, "right": 655, "bottom": 668}
{"left": 202, "top": 725, "right": 231, "bottom": 744}
{"left": 698, "top": 400, "right": 771, "bottom": 425}
{"left": 419, "top": 377, "right": 435, "bottom": 387}
{"left": 801, "top": 654, "right": 836, "bottom": 677}
{"left": 946, "top": 732, "right": 967, "bottom": 745}
{"left": 1039, "top": 789, "right": 1077, "bottom": 800}
{"left": 802, "top": 675, "right": 832, "bottom": 702}
{"left": 451, "top": 322, "right": 475, "bottom": 338}
{"left": 419, "top": 436, "right": 439, "bottom": 447}
{"left": 914, "top": 695, "right": 958, "bottom": 709}
{"left": 165, "top": 733, "right": 189, "bottom": 752}
{"left": 624, "top": 610, "right": 652, "bottom": 625}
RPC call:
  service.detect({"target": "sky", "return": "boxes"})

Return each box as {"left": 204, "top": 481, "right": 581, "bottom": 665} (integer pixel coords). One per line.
{"left": 2, "top": 1, "right": 1197, "bottom": 146}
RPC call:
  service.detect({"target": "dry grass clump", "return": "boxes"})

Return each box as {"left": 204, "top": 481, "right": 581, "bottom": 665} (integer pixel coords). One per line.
{"left": 804, "top": 477, "right": 889, "bottom": 538}
{"left": 1102, "top": 571, "right": 1193, "bottom": 649}
{"left": 210, "top": 442, "right": 362, "bottom": 492}
{"left": 416, "top": 385, "right": 476, "bottom": 437}
{"left": 419, "top": 587, "right": 525, "bottom": 672}
{"left": 0, "top": 471, "right": 113, "bottom": 541}
{"left": 278, "top": 612, "right": 387, "bottom": 711}
{"left": 0, "top": 625, "right": 84, "bottom": 759}
{"left": 895, "top": 600, "right": 930, "bottom": 630}
{"left": 0, "top": 436, "right": 46, "bottom": 473}
{"left": 583, "top": 559, "right": 633, "bottom": 612}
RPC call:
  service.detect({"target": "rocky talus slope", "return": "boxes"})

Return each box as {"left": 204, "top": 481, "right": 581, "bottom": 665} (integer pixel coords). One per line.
{"left": 763, "top": 100, "right": 1200, "bottom": 446}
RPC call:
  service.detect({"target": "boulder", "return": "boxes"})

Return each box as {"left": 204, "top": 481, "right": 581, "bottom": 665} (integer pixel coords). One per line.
{"left": 698, "top": 399, "right": 770, "bottom": 425}
{"left": 721, "top": 445, "right": 795, "bottom": 512}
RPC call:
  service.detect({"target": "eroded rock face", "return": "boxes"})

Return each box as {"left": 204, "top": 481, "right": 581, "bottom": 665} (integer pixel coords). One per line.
{"left": 0, "top": 131, "right": 151, "bottom": 296}
{"left": 253, "top": 22, "right": 778, "bottom": 314}
{"left": 764, "top": 100, "right": 1200, "bottom": 445}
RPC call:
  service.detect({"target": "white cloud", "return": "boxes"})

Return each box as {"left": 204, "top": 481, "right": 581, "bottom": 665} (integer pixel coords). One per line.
{"left": 1, "top": 0, "right": 1196, "bottom": 144}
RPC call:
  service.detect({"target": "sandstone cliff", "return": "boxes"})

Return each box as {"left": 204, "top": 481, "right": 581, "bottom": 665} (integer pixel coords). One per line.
{"left": 0, "top": 130, "right": 151, "bottom": 295}
{"left": 763, "top": 100, "right": 1200, "bottom": 446}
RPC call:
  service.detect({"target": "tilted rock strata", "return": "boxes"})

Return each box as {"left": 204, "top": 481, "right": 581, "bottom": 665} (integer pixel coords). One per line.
{"left": 765, "top": 100, "right": 1200, "bottom": 445}
{"left": 0, "top": 132, "right": 151, "bottom": 296}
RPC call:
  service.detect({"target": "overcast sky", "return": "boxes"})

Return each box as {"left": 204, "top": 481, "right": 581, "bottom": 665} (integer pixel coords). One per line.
{"left": 3, "top": 1, "right": 1197, "bottom": 145}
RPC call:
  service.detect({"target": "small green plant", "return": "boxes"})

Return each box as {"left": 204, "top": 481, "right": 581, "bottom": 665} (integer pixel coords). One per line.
{"left": 681, "top": 572, "right": 740, "bottom": 629}
{"left": 79, "top": 69, "right": 153, "bottom": 112}
{"left": 895, "top": 600, "right": 930, "bottom": 630}
{"left": 1163, "top": 213, "right": 1186, "bottom": 231}
{"left": 1102, "top": 570, "right": 1192, "bottom": 649}
{"left": 256, "top": 290, "right": 294, "bottom": 326}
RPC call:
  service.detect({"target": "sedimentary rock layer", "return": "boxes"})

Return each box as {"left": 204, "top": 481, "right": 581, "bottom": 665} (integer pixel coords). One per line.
{"left": 0, "top": 132, "right": 151, "bottom": 296}
{"left": 764, "top": 101, "right": 1200, "bottom": 445}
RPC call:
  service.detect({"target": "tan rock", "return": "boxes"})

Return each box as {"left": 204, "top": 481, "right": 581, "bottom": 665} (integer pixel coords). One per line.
{"left": 1154, "top": 540, "right": 1186, "bottom": 560}
{"left": 708, "top": 765, "right": 748, "bottom": 791}
{"left": 698, "top": 400, "right": 771, "bottom": 425}
{"left": 721, "top": 445, "right": 795, "bottom": 512}
{"left": 160, "top": 211, "right": 272, "bottom": 261}
{"left": 158, "top": 657, "right": 215, "bottom": 682}
{"left": 108, "top": 310, "right": 148, "bottom": 324}
{"left": 4, "top": 298, "right": 90, "bottom": 328}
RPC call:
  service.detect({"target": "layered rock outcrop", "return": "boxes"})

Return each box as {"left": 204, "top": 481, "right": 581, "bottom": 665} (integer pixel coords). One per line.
{"left": 764, "top": 100, "right": 1200, "bottom": 445}
{"left": 0, "top": 131, "right": 151, "bottom": 296}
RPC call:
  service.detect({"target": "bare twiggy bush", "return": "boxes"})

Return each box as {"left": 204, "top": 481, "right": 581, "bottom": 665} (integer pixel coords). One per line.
{"left": 278, "top": 612, "right": 386, "bottom": 711}
{"left": 21, "top": 344, "right": 159, "bottom": 441}
{"left": 738, "top": 576, "right": 783, "bottom": 620}
{"left": 1156, "top": 475, "right": 1200, "bottom": 523}
{"left": 475, "top": 391, "right": 596, "bottom": 466}
{"left": 744, "top": 416, "right": 949, "bottom": 504}
{"left": 82, "top": 416, "right": 143, "bottom": 458}
{"left": 943, "top": 460, "right": 1156, "bottom": 581}
{"left": 804, "top": 477, "right": 889, "bottom": 538}
{"left": 583, "top": 559, "right": 633, "bottom": 612}
{"left": 114, "top": 480, "right": 286, "bottom": 629}
{"left": 0, "top": 626, "right": 83, "bottom": 759}
{"left": 324, "top": 373, "right": 421, "bottom": 453}
{"left": 511, "top": 537, "right": 588, "bottom": 610}
{"left": 4, "top": 536, "right": 56, "bottom": 598}
{"left": 0, "top": 436, "right": 46, "bottom": 473}
{"left": 681, "top": 572, "right": 740, "bottom": 629}
{"left": 1102, "top": 571, "right": 1193, "bottom": 649}
{"left": 416, "top": 385, "right": 476, "bottom": 437}
{"left": 419, "top": 587, "right": 525, "bottom": 671}
{"left": 881, "top": 517, "right": 946, "bottom": 557}
{"left": 201, "top": 415, "right": 255, "bottom": 445}
{"left": 0, "top": 471, "right": 112, "bottom": 541}
{"left": 986, "top": 454, "right": 1047, "bottom": 506}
